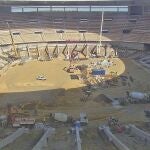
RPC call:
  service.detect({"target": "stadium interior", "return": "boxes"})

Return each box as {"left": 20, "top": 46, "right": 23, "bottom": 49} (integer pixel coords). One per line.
{"left": 0, "top": 0, "right": 150, "bottom": 150}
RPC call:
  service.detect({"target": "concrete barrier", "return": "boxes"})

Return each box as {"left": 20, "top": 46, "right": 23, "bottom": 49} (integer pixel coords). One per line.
{"left": 99, "top": 126, "right": 130, "bottom": 150}
{"left": 32, "top": 127, "right": 55, "bottom": 150}
{"left": 0, "top": 127, "right": 26, "bottom": 149}
{"left": 75, "top": 124, "right": 82, "bottom": 150}
{"left": 128, "top": 124, "right": 150, "bottom": 143}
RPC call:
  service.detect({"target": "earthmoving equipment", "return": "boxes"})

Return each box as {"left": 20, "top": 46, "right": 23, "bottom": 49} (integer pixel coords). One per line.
{"left": 107, "top": 117, "right": 125, "bottom": 133}
{"left": 65, "top": 52, "right": 78, "bottom": 73}
{"left": 67, "top": 66, "right": 75, "bottom": 73}
{"left": 65, "top": 63, "right": 78, "bottom": 73}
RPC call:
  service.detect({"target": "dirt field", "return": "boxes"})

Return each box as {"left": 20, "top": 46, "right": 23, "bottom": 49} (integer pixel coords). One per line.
{"left": 0, "top": 57, "right": 149, "bottom": 121}
{"left": 0, "top": 58, "right": 125, "bottom": 92}
{"left": 0, "top": 57, "right": 125, "bottom": 106}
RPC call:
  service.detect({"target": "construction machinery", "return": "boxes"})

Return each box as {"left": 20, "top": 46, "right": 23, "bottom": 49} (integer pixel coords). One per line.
{"left": 36, "top": 75, "right": 47, "bottom": 81}
{"left": 7, "top": 104, "right": 35, "bottom": 128}
{"left": 107, "top": 116, "right": 125, "bottom": 133}
{"left": 127, "top": 91, "right": 150, "bottom": 103}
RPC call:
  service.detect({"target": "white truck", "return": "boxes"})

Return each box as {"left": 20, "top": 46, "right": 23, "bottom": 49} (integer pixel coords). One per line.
{"left": 128, "top": 92, "right": 150, "bottom": 103}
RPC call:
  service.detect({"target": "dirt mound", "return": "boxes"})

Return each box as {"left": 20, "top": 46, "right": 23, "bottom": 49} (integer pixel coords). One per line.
{"left": 94, "top": 94, "right": 112, "bottom": 103}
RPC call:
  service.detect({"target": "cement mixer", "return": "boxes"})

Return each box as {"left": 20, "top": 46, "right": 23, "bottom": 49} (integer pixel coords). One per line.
{"left": 127, "top": 92, "right": 150, "bottom": 103}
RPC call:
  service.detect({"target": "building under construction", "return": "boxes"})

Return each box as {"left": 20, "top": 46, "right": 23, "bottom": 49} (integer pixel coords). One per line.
{"left": 0, "top": 0, "right": 150, "bottom": 150}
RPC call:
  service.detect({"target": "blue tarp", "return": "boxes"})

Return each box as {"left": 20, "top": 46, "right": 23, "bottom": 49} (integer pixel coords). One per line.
{"left": 92, "top": 69, "right": 105, "bottom": 75}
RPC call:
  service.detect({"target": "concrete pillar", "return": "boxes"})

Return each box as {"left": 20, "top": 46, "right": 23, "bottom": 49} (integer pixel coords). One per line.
{"left": 99, "top": 126, "right": 130, "bottom": 150}
{"left": 128, "top": 124, "right": 150, "bottom": 143}
{"left": 32, "top": 127, "right": 55, "bottom": 150}
{"left": 115, "top": 49, "right": 118, "bottom": 56}
{"left": 86, "top": 45, "right": 89, "bottom": 58}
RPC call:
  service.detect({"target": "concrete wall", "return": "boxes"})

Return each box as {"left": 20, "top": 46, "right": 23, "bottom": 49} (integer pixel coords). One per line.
{"left": 0, "top": 128, "right": 26, "bottom": 149}
{"left": 129, "top": 6, "right": 143, "bottom": 15}
{"left": 99, "top": 126, "right": 130, "bottom": 150}
{"left": 144, "top": 44, "right": 150, "bottom": 51}
{"left": 128, "top": 124, "right": 150, "bottom": 143}
{"left": 111, "top": 41, "right": 144, "bottom": 51}
{"left": 32, "top": 127, "right": 55, "bottom": 150}
{"left": 0, "top": 6, "right": 11, "bottom": 13}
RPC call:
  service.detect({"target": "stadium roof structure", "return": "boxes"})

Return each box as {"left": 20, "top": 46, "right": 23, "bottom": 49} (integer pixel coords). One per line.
{"left": 0, "top": 0, "right": 149, "bottom": 2}
{"left": 0, "top": 0, "right": 133, "bottom": 1}
{"left": 0, "top": 0, "right": 149, "bottom": 6}
{"left": 0, "top": 0, "right": 133, "bottom": 6}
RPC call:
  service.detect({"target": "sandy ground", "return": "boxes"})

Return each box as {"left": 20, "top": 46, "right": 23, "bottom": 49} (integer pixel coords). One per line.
{"left": 0, "top": 59, "right": 82, "bottom": 92}
{"left": 0, "top": 58, "right": 149, "bottom": 122}
{"left": 0, "top": 57, "right": 125, "bottom": 105}
{"left": 0, "top": 58, "right": 125, "bottom": 92}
